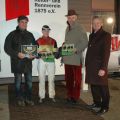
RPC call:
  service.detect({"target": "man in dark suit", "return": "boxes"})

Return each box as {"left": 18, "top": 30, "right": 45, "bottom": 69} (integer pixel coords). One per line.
{"left": 85, "top": 16, "right": 111, "bottom": 115}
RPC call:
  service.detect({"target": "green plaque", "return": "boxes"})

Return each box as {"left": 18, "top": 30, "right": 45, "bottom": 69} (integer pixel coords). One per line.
{"left": 62, "top": 44, "right": 74, "bottom": 56}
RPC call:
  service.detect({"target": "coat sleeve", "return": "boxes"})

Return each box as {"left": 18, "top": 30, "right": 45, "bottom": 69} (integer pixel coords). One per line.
{"left": 4, "top": 32, "right": 18, "bottom": 58}
{"left": 31, "top": 33, "right": 36, "bottom": 45}
{"left": 53, "top": 40, "right": 60, "bottom": 59}
{"left": 30, "top": 34, "right": 40, "bottom": 59}
{"left": 54, "top": 40, "right": 57, "bottom": 48}
{"left": 101, "top": 33, "right": 111, "bottom": 70}
{"left": 75, "top": 27, "right": 88, "bottom": 53}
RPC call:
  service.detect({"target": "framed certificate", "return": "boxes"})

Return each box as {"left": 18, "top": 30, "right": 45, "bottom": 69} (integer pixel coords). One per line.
{"left": 21, "top": 45, "right": 38, "bottom": 57}
{"left": 62, "top": 44, "right": 74, "bottom": 56}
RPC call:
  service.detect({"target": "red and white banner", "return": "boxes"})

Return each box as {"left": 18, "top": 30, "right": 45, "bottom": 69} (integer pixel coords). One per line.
{"left": 0, "top": 0, "right": 29, "bottom": 21}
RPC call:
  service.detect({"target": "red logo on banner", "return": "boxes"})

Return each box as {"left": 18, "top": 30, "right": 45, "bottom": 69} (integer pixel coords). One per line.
{"left": 6, "top": 0, "right": 29, "bottom": 20}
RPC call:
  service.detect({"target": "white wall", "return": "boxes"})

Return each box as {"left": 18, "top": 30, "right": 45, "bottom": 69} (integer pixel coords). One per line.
{"left": 0, "top": 0, "right": 68, "bottom": 78}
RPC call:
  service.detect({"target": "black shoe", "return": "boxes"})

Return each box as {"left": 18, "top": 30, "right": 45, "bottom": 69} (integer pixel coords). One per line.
{"left": 50, "top": 98, "right": 56, "bottom": 103}
{"left": 66, "top": 98, "right": 77, "bottom": 104}
{"left": 71, "top": 98, "right": 78, "bottom": 104}
{"left": 66, "top": 98, "right": 72, "bottom": 103}
{"left": 86, "top": 103, "right": 101, "bottom": 112}
{"left": 39, "top": 98, "right": 45, "bottom": 103}
{"left": 17, "top": 100, "right": 25, "bottom": 107}
{"left": 87, "top": 103, "right": 100, "bottom": 109}
{"left": 25, "top": 99, "right": 34, "bottom": 106}
{"left": 96, "top": 108, "right": 108, "bottom": 115}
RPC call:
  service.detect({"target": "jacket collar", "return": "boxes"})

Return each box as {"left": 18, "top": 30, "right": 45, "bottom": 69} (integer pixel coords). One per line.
{"left": 90, "top": 27, "right": 104, "bottom": 43}
{"left": 92, "top": 27, "right": 103, "bottom": 35}
{"left": 70, "top": 20, "right": 79, "bottom": 29}
{"left": 16, "top": 26, "right": 27, "bottom": 32}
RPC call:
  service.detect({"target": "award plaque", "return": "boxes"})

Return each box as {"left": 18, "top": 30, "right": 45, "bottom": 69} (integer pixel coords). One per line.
{"left": 41, "top": 51, "right": 55, "bottom": 62}
{"left": 62, "top": 44, "right": 74, "bottom": 56}
{"left": 21, "top": 45, "right": 38, "bottom": 57}
{"left": 38, "top": 45, "right": 56, "bottom": 62}
{"left": 38, "top": 45, "right": 57, "bottom": 52}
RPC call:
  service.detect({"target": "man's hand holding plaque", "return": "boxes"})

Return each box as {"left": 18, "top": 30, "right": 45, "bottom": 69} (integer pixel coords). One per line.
{"left": 18, "top": 52, "right": 25, "bottom": 59}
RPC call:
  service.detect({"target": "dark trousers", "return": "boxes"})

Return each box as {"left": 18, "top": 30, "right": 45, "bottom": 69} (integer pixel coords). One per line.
{"left": 14, "top": 72, "right": 32, "bottom": 101}
{"left": 65, "top": 64, "right": 82, "bottom": 100}
{"left": 91, "top": 84, "right": 110, "bottom": 109}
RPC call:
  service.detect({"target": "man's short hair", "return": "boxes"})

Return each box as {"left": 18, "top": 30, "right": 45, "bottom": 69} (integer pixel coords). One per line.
{"left": 17, "top": 15, "right": 29, "bottom": 22}
{"left": 92, "top": 16, "right": 103, "bottom": 22}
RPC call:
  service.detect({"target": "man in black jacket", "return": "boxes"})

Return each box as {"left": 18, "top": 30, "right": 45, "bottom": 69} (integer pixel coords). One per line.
{"left": 4, "top": 16, "right": 36, "bottom": 106}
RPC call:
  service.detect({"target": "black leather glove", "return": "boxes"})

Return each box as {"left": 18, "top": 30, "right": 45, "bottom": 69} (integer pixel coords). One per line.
{"left": 54, "top": 47, "right": 62, "bottom": 59}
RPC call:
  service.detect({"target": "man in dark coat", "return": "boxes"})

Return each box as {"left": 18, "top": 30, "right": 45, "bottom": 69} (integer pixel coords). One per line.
{"left": 85, "top": 16, "right": 111, "bottom": 115}
{"left": 4, "top": 15, "right": 36, "bottom": 106}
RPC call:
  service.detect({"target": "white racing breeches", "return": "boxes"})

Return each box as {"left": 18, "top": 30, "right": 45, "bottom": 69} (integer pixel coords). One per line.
{"left": 37, "top": 59, "right": 55, "bottom": 99}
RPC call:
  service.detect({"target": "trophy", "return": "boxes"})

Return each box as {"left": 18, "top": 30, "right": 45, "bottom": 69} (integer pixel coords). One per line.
{"left": 62, "top": 44, "right": 74, "bottom": 56}
{"left": 21, "top": 45, "right": 38, "bottom": 58}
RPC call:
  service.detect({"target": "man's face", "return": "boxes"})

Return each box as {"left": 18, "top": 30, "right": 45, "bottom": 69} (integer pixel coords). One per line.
{"left": 67, "top": 15, "right": 77, "bottom": 25}
{"left": 92, "top": 18, "right": 103, "bottom": 32}
{"left": 42, "top": 30, "right": 50, "bottom": 37}
{"left": 18, "top": 19, "right": 28, "bottom": 30}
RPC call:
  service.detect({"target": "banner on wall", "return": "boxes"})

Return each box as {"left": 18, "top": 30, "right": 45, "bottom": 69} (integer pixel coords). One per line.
{"left": 6, "top": 0, "right": 29, "bottom": 20}
{"left": 0, "top": 0, "right": 68, "bottom": 78}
